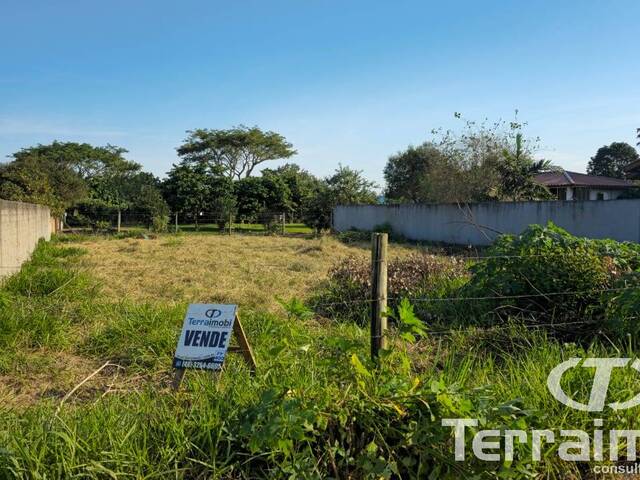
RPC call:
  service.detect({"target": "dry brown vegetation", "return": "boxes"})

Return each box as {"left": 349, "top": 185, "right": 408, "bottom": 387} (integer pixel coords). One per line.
{"left": 79, "top": 234, "right": 425, "bottom": 310}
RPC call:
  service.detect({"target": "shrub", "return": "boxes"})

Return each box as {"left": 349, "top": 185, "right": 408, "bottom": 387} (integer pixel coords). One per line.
{"left": 311, "top": 254, "right": 466, "bottom": 324}
{"left": 336, "top": 229, "right": 370, "bottom": 244}
{"left": 151, "top": 214, "right": 169, "bottom": 233}
{"left": 94, "top": 220, "right": 111, "bottom": 233}
{"left": 453, "top": 222, "right": 640, "bottom": 338}
{"left": 603, "top": 272, "right": 640, "bottom": 340}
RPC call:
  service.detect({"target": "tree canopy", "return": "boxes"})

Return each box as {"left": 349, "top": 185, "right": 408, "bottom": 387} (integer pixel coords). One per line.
{"left": 176, "top": 126, "right": 296, "bottom": 180}
{"left": 587, "top": 142, "right": 640, "bottom": 179}
{"left": 383, "top": 115, "right": 552, "bottom": 204}
{"left": 302, "top": 165, "right": 378, "bottom": 230}
{"left": 384, "top": 144, "right": 447, "bottom": 203}
{"left": 0, "top": 141, "right": 168, "bottom": 221}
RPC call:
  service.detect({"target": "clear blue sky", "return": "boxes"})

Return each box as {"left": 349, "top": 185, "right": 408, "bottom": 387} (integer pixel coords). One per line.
{"left": 1, "top": 0, "right": 638, "bottom": 188}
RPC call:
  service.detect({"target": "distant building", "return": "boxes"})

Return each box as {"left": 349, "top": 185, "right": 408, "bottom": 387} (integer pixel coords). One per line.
{"left": 534, "top": 170, "right": 634, "bottom": 201}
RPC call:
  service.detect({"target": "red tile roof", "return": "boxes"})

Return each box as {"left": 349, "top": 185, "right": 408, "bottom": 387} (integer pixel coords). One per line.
{"left": 534, "top": 170, "right": 633, "bottom": 188}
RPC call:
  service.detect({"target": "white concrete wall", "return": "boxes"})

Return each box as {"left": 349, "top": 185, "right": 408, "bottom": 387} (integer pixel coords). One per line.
{"left": 0, "top": 200, "right": 51, "bottom": 278}
{"left": 588, "top": 189, "right": 623, "bottom": 201}
{"left": 333, "top": 199, "right": 640, "bottom": 246}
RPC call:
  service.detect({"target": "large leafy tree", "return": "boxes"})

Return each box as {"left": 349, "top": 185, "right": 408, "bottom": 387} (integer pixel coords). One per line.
{"left": 0, "top": 154, "right": 86, "bottom": 215}
{"left": 162, "top": 159, "right": 235, "bottom": 229}
{"left": 384, "top": 114, "right": 550, "bottom": 204}
{"left": 384, "top": 143, "right": 447, "bottom": 203}
{"left": 1, "top": 141, "right": 139, "bottom": 215}
{"left": 302, "top": 165, "right": 378, "bottom": 230}
{"left": 176, "top": 126, "right": 296, "bottom": 180}
{"left": 117, "top": 172, "right": 169, "bottom": 219}
{"left": 261, "top": 163, "right": 320, "bottom": 220}
{"left": 234, "top": 176, "right": 291, "bottom": 222}
{"left": 587, "top": 142, "right": 640, "bottom": 179}
{"left": 86, "top": 159, "right": 143, "bottom": 212}
{"left": 162, "top": 160, "right": 212, "bottom": 226}
{"left": 12, "top": 141, "right": 133, "bottom": 181}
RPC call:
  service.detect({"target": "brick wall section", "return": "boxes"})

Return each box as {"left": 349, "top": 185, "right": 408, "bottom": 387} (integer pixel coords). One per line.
{"left": 0, "top": 200, "right": 51, "bottom": 278}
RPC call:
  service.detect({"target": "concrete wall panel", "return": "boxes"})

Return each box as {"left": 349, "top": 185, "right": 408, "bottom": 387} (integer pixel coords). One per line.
{"left": 0, "top": 200, "right": 51, "bottom": 277}
{"left": 333, "top": 200, "right": 640, "bottom": 246}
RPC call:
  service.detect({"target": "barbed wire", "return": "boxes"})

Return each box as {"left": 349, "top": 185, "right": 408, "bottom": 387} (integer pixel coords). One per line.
{"left": 309, "top": 285, "right": 639, "bottom": 309}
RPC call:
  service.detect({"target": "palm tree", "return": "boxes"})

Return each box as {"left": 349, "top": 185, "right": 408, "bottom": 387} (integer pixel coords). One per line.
{"left": 496, "top": 133, "right": 555, "bottom": 201}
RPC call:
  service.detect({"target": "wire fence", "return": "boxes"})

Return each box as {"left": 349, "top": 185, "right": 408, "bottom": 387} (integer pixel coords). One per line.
{"left": 63, "top": 210, "right": 311, "bottom": 235}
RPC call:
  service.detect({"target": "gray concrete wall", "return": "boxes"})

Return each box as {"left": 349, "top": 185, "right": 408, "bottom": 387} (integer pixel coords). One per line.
{"left": 333, "top": 199, "right": 640, "bottom": 245}
{"left": 0, "top": 200, "right": 51, "bottom": 277}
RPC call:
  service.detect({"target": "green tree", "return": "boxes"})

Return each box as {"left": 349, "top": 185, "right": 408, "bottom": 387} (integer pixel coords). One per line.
{"left": 208, "top": 174, "right": 236, "bottom": 230}
{"left": 12, "top": 141, "right": 133, "bottom": 181}
{"left": 587, "top": 142, "right": 640, "bottom": 178}
{"left": 494, "top": 133, "right": 554, "bottom": 201}
{"left": 120, "top": 172, "right": 170, "bottom": 219}
{"left": 234, "top": 176, "right": 291, "bottom": 223}
{"left": 1, "top": 141, "right": 142, "bottom": 216}
{"left": 383, "top": 143, "right": 447, "bottom": 203}
{"left": 86, "top": 159, "right": 143, "bottom": 212}
{"left": 0, "top": 154, "right": 86, "bottom": 215}
{"left": 177, "top": 126, "right": 296, "bottom": 180}
{"left": 262, "top": 163, "right": 320, "bottom": 220}
{"left": 162, "top": 160, "right": 211, "bottom": 228}
{"left": 302, "top": 165, "right": 377, "bottom": 230}
{"left": 384, "top": 114, "right": 547, "bottom": 204}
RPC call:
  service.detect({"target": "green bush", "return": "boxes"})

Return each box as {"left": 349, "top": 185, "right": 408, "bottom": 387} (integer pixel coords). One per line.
{"left": 94, "top": 220, "right": 111, "bottom": 232}
{"left": 336, "top": 229, "right": 371, "bottom": 244}
{"left": 452, "top": 223, "right": 640, "bottom": 338}
{"left": 151, "top": 214, "right": 169, "bottom": 232}
{"left": 603, "top": 272, "right": 640, "bottom": 339}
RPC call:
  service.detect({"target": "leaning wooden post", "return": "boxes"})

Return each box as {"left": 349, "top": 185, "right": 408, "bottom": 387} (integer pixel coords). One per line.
{"left": 229, "top": 212, "right": 232, "bottom": 236}
{"left": 117, "top": 210, "right": 121, "bottom": 233}
{"left": 174, "top": 212, "right": 178, "bottom": 234}
{"left": 370, "top": 232, "right": 388, "bottom": 360}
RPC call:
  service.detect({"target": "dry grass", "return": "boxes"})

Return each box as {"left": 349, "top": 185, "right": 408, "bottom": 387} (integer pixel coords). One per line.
{"left": 0, "top": 351, "right": 102, "bottom": 408}
{"left": 0, "top": 234, "right": 434, "bottom": 407}
{"left": 79, "top": 234, "right": 424, "bottom": 310}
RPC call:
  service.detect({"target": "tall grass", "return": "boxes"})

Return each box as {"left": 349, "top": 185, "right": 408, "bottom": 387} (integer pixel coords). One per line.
{"left": 1, "top": 236, "right": 639, "bottom": 478}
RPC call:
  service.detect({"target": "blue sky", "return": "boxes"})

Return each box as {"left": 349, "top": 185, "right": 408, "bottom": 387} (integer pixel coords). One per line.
{"left": 1, "top": 0, "right": 638, "bottom": 187}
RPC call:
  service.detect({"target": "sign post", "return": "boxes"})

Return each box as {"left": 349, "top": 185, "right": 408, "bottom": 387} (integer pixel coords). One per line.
{"left": 172, "top": 304, "right": 256, "bottom": 390}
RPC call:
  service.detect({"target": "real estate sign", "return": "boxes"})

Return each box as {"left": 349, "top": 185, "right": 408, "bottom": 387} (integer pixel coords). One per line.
{"left": 173, "top": 304, "right": 237, "bottom": 370}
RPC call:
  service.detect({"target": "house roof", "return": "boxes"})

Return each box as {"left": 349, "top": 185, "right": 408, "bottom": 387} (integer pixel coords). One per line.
{"left": 534, "top": 170, "right": 633, "bottom": 188}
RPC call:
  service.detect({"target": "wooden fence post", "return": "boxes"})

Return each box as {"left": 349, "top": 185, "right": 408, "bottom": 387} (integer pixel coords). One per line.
{"left": 282, "top": 212, "right": 286, "bottom": 235}
{"left": 229, "top": 212, "right": 232, "bottom": 236}
{"left": 370, "top": 232, "right": 388, "bottom": 360}
{"left": 117, "top": 210, "right": 121, "bottom": 233}
{"left": 174, "top": 212, "right": 178, "bottom": 234}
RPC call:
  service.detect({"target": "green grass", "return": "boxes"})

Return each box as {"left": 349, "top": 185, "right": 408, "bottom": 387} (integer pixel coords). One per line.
{"left": 1, "top": 237, "right": 639, "bottom": 478}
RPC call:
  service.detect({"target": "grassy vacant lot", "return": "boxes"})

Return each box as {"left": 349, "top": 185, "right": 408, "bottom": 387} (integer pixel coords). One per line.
{"left": 80, "top": 233, "right": 418, "bottom": 308}
{"left": 1, "top": 232, "right": 639, "bottom": 478}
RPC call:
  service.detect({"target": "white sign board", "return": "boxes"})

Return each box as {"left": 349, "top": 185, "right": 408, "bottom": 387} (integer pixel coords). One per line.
{"left": 173, "top": 304, "right": 237, "bottom": 370}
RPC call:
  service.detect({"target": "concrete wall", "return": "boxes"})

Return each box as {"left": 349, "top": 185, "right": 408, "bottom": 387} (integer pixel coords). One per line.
{"left": 333, "top": 199, "right": 640, "bottom": 246}
{"left": 0, "top": 200, "right": 51, "bottom": 278}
